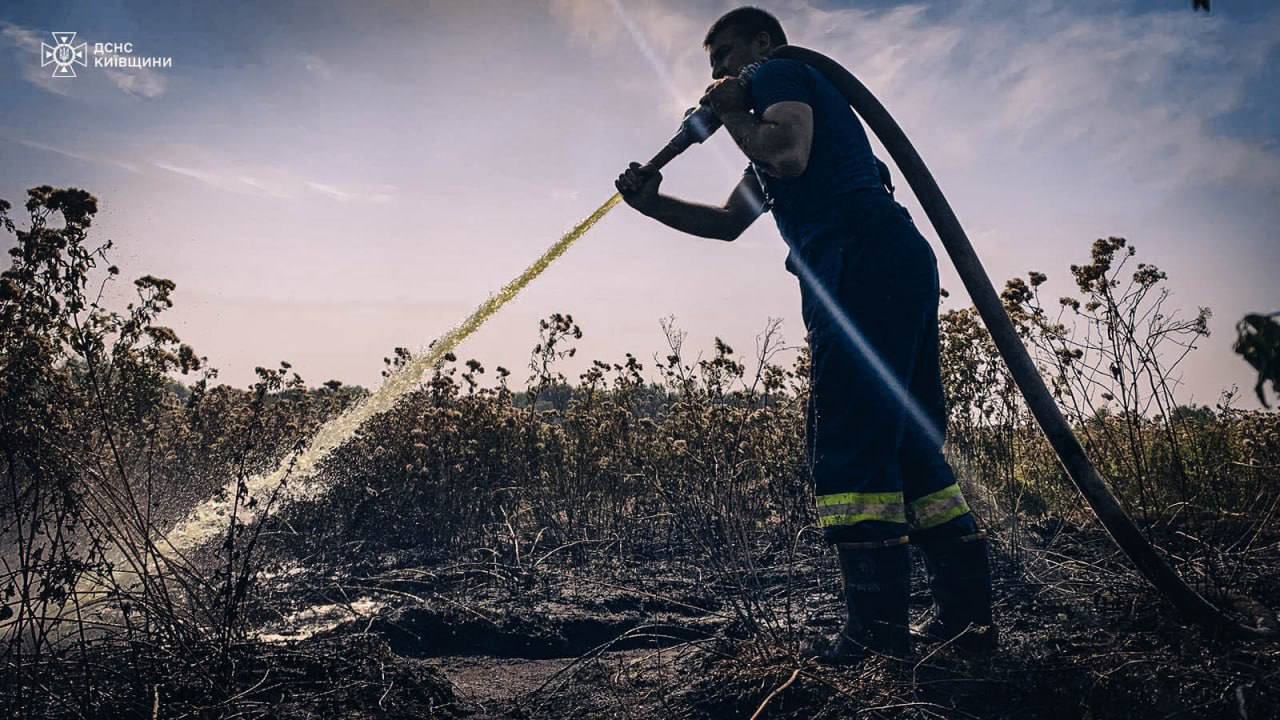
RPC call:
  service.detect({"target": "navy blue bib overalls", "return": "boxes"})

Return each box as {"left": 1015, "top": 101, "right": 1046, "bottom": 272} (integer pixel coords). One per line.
{"left": 746, "top": 58, "right": 982, "bottom": 548}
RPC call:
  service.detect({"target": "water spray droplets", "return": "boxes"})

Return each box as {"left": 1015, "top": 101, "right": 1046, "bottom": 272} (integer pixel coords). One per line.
{"left": 158, "top": 193, "right": 624, "bottom": 558}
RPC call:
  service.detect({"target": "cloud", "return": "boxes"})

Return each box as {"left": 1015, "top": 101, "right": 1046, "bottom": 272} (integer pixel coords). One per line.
{"left": 153, "top": 158, "right": 298, "bottom": 199}
{"left": 793, "top": 1, "right": 1280, "bottom": 193}
{"left": 550, "top": 0, "right": 713, "bottom": 114}
{"left": 1, "top": 22, "right": 71, "bottom": 96}
{"left": 1, "top": 134, "right": 142, "bottom": 173}
{"left": 152, "top": 160, "right": 219, "bottom": 183}
{"left": 304, "top": 180, "right": 353, "bottom": 200}
{"left": 1, "top": 21, "right": 169, "bottom": 99}
{"left": 549, "top": 0, "right": 1280, "bottom": 196}
{"left": 145, "top": 147, "right": 397, "bottom": 204}
{"left": 104, "top": 68, "right": 167, "bottom": 99}
{"left": 92, "top": 39, "right": 169, "bottom": 99}
{"left": 238, "top": 175, "right": 294, "bottom": 199}
{"left": 305, "top": 180, "right": 395, "bottom": 204}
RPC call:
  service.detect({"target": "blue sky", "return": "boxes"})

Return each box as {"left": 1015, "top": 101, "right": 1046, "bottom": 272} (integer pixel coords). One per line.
{"left": 1, "top": 1, "right": 1277, "bottom": 407}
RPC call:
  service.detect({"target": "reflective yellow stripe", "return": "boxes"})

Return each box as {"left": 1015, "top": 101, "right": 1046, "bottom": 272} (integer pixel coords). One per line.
{"left": 909, "top": 484, "right": 971, "bottom": 530}
{"left": 818, "top": 513, "right": 907, "bottom": 527}
{"left": 815, "top": 491, "right": 907, "bottom": 526}
{"left": 835, "top": 536, "right": 911, "bottom": 549}
{"left": 816, "top": 491, "right": 903, "bottom": 507}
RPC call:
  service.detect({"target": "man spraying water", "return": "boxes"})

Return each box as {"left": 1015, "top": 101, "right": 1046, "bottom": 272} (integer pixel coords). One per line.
{"left": 615, "top": 6, "right": 995, "bottom": 664}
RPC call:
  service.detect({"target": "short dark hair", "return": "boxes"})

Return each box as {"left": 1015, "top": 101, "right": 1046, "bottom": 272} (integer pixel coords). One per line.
{"left": 703, "top": 7, "right": 787, "bottom": 48}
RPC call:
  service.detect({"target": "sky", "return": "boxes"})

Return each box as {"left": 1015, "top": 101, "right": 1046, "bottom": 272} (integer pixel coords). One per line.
{"left": 1, "top": 0, "right": 1277, "bottom": 408}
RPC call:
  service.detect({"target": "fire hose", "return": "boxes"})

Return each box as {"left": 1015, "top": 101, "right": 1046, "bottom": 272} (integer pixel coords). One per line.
{"left": 639, "top": 44, "right": 1272, "bottom": 639}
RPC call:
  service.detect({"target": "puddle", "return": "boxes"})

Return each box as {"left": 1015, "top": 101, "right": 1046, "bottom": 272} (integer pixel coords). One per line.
{"left": 255, "top": 597, "right": 386, "bottom": 643}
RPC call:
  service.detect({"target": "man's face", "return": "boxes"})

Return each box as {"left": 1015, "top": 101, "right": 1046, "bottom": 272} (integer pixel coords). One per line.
{"left": 707, "top": 29, "right": 770, "bottom": 79}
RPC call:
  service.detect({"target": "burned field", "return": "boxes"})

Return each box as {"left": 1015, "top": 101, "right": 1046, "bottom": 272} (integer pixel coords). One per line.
{"left": 237, "top": 513, "right": 1280, "bottom": 720}
{"left": 3, "top": 188, "right": 1279, "bottom": 718}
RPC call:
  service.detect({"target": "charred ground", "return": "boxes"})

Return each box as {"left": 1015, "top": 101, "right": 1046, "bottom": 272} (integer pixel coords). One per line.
{"left": 2, "top": 187, "right": 1278, "bottom": 718}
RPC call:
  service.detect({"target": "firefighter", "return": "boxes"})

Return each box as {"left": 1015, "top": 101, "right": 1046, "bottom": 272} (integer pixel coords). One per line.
{"left": 615, "top": 6, "right": 995, "bottom": 663}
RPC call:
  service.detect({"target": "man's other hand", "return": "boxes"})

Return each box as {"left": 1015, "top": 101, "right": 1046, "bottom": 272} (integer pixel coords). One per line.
{"left": 615, "top": 162, "right": 662, "bottom": 213}
{"left": 701, "top": 77, "right": 748, "bottom": 118}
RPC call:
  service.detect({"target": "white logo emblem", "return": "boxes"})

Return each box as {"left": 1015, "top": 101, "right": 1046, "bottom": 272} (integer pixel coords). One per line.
{"left": 41, "top": 32, "right": 87, "bottom": 78}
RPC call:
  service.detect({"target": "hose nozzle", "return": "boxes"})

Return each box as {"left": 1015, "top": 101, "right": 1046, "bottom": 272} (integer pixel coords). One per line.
{"left": 643, "top": 105, "right": 723, "bottom": 173}
{"left": 672, "top": 105, "right": 722, "bottom": 150}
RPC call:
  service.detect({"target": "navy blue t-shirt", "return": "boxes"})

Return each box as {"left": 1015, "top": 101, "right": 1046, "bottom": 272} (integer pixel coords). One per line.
{"left": 744, "top": 58, "right": 884, "bottom": 249}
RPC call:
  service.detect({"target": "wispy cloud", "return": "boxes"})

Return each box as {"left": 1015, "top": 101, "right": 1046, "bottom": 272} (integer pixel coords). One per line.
{"left": 550, "top": 0, "right": 1280, "bottom": 196}
{"left": 785, "top": 2, "right": 1280, "bottom": 193}
{"left": 103, "top": 68, "right": 167, "bottom": 99}
{"left": 146, "top": 150, "right": 397, "bottom": 204}
{"left": 1, "top": 21, "right": 169, "bottom": 99}
{"left": 1, "top": 134, "right": 142, "bottom": 173}
{"left": 550, "top": 0, "right": 710, "bottom": 115}
{"left": 305, "top": 180, "right": 395, "bottom": 204}
{"left": 1, "top": 22, "right": 70, "bottom": 96}
{"left": 304, "top": 180, "right": 354, "bottom": 201}
{"left": 237, "top": 175, "right": 295, "bottom": 200}
{"left": 152, "top": 160, "right": 218, "bottom": 183}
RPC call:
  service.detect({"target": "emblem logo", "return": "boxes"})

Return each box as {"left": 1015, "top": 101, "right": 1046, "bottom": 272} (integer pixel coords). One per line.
{"left": 40, "top": 32, "right": 87, "bottom": 78}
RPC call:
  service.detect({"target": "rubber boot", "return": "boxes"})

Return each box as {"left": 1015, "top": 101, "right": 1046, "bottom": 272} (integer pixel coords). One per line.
{"left": 911, "top": 532, "right": 997, "bottom": 657}
{"left": 810, "top": 543, "right": 911, "bottom": 665}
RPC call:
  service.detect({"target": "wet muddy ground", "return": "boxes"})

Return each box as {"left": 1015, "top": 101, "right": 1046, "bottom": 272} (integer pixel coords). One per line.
{"left": 248, "top": 520, "right": 1280, "bottom": 719}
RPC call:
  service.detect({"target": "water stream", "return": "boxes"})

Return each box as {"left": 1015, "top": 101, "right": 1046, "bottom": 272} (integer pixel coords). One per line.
{"left": 159, "top": 193, "right": 622, "bottom": 558}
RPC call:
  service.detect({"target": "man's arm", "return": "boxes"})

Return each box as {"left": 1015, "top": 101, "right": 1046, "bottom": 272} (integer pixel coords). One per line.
{"left": 700, "top": 68, "right": 815, "bottom": 178}
{"left": 718, "top": 101, "right": 813, "bottom": 178}
{"left": 614, "top": 164, "right": 765, "bottom": 241}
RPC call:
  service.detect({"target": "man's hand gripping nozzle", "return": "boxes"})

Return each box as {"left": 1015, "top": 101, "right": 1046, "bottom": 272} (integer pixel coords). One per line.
{"left": 615, "top": 104, "right": 725, "bottom": 213}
